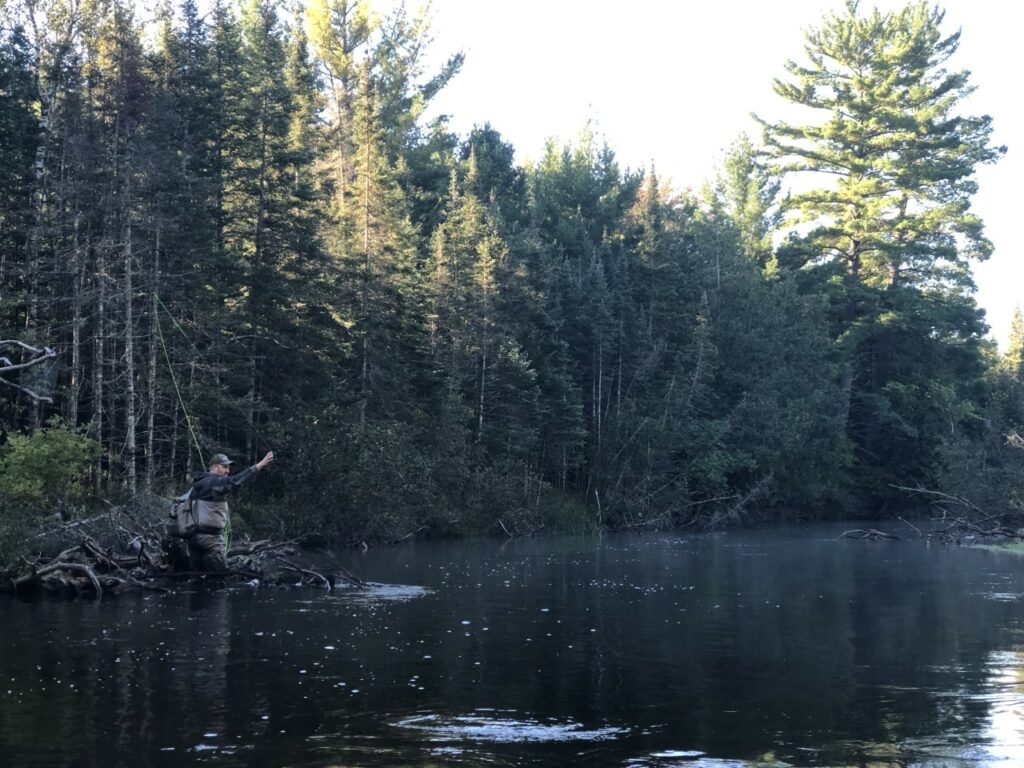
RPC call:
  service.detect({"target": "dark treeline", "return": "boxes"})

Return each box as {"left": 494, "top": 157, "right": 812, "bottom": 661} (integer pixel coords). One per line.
{"left": 1, "top": 0, "right": 1022, "bottom": 546}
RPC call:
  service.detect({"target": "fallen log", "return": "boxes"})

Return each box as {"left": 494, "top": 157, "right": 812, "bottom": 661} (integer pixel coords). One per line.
{"left": 841, "top": 528, "right": 900, "bottom": 541}
{"left": 12, "top": 561, "right": 104, "bottom": 597}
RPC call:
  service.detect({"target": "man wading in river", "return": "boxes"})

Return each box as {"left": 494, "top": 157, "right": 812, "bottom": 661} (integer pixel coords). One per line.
{"left": 189, "top": 451, "right": 275, "bottom": 572}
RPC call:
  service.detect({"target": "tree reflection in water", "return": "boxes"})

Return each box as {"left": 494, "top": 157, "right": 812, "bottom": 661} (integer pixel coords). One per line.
{"left": 3, "top": 525, "right": 1024, "bottom": 766}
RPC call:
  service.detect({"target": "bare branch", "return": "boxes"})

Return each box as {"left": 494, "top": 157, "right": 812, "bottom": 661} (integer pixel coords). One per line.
{"left": 0, "top": 375, "right": 54, "bottom": 403}
{"left": 898, "top": 517, "right": 924, "bottom": 538}
{"left": 0, "top": 340, "right": 57, "bottom": 401}
{"left": 1, "top": 339, "right": 53, "bottom": 353}
{"left": 276, "top": 556, "right": 332, "bottom": 590}
{"left": 890, "top": 484, "right": 983, "bottom": 515}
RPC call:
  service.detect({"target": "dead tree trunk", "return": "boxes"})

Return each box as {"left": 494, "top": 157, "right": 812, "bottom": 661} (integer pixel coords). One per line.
{"left": 93, "top": 242, "right": 107, "bottom": 496}
{"left": 123, "top": 165, "right": 137, "bottom": 495}
{"left": 146, "top": 218, "right": 161, "bottom": 490}
{"left": 69, "top": 209, "right": 83, "bottom": 424}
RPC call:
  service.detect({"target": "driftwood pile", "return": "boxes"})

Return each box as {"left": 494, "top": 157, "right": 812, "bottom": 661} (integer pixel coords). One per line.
{"left": 841, "top": 484, "right": 1024, "bottom": 546}
{"left": 2, "top": 496, "right": 366, "bottom": 599}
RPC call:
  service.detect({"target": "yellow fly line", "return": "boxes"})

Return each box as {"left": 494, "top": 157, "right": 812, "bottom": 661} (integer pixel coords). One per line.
{"left": 153, "top": 293, "right": 204, "bottom": 461}
{"left": 153, "top": 293, "right": 233, "bottom": 548}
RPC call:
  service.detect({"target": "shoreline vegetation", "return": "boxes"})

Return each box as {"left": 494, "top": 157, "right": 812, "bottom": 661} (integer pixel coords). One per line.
{"left": 1, "top": 0, "right": 1022, "bottom": 581}
{"left": 4, "top": 485, "right": 1024, "bottom": 599}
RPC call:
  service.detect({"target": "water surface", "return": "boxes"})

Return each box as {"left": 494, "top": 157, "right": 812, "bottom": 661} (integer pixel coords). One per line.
{"left": 3, "top": 523, "right": 1024, "bottom": 766}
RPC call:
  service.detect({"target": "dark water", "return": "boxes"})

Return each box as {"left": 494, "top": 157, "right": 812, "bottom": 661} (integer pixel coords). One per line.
{"left": 3, "top": 524, "right": 1024, "bottom": 767}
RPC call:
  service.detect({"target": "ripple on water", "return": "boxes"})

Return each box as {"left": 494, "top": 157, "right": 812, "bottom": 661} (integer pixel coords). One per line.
{"left": 337, "top": 583, "right": 433, "bottom": 604}
{"left": 626, "top": 755, "right": 790, "bottom": 768}
{"left": 981, "top": 592, "right": 1023, "bottom": 603}
{"left": 393, "top": 711, "right": 627, "bottom": 743}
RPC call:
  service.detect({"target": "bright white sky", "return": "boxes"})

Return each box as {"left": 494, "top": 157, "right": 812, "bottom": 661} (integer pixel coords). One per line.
{"left": 419, "top": 0, "right": 1022, "bottom": 348}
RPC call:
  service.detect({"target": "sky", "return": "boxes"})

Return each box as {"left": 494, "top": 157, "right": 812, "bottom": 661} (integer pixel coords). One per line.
{"left": 418, "top": 0, "right": 1022, "bottom": 348}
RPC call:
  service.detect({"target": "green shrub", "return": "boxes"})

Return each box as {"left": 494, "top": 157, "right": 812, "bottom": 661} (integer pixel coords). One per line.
{"left": 0, "top": 417, "right": 100, "bottom": 516}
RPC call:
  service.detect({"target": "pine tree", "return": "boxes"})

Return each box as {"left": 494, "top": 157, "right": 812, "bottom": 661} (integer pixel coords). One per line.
{"left": 460, "top": 125, "right": 528, "bottom": 232}
{"left": 1004, "top": 306, "right": 1024, "bottom": 382}
{"left": 429, "top": 151, "right": 527, "bottom": 453}
{"left": 339, "top": 64, "right": 428, "bottom": 427}
{"left": 0, "top": 25, "right": 39, "bottom": 432}
{"left": 307, "top": 0, "right": 460, "bottom": 210}
{"left": 759, "top": 0, "right": 1004, "bottom": 505}
{"left": 0, "top": 26, "right": 37, "bottom": 316}
{"left": 206, "top": 0, "right": 322, "bottom": 460}
{"left": 1002, "top": 305, "right": 1024, "bottom": 437}
{"left": 760, "top": 1, "right": 1003, "bottom": 292}
{"left": 137, "top": 0, "right": 225, "bottom": 484}
{"left": 526, "top": 133, "right": 640, "bottom": 492}
{"left": 306, "top": 0, "right": 375, "bottom": 215}
{"left": 707, "top": 133, "right": 781, "bottom": 269}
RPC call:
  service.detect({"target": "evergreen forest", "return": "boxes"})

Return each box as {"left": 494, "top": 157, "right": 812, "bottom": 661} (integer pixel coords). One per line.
{"left": 1, "top": 0, "right": 1022, "bottom": 551}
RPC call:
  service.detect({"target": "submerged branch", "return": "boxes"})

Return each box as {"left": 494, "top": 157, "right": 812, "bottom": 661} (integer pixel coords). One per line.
{"left": 841, "top": 528, "right": 900, "bottom": 541}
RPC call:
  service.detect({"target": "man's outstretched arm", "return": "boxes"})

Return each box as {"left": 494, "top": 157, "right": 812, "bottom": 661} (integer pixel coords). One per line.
{"left": 217, "top": 451, "right": 275, "bottom": 492}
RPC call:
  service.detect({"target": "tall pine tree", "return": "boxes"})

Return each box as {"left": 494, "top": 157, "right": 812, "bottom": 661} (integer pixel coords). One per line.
{"left": 759, "top": 0, "right": 1004, "bottom": 506}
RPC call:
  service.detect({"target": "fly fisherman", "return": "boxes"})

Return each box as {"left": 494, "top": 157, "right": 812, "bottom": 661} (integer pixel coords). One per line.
{"left": 189, "top": 451, "right": 275, "bottom": 573}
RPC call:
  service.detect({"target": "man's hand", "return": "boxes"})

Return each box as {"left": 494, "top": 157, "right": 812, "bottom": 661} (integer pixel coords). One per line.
{"left": 257, "top": 451, "right": 275, "bottom": 471}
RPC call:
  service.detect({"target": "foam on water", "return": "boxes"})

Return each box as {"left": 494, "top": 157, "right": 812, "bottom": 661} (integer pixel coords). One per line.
{"left": 394, "top": 711, "right": 627, "bottom": 743}
{"left": 340, "top": 583, "right": 433, "bottom": 604}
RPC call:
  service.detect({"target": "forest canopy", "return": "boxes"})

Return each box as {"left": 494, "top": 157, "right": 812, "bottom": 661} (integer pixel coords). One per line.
{"left": 0, "top": 0, "right": 1021, "bottom": 546}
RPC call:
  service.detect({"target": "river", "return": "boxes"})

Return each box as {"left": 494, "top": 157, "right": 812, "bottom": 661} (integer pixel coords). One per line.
{"left": 3, "top": 523, "right": 1024, "bottom": 766}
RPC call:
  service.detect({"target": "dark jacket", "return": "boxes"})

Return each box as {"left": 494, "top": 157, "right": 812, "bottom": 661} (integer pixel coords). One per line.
{"left": 189, "top": 465, "right": 258, "bottom": 531}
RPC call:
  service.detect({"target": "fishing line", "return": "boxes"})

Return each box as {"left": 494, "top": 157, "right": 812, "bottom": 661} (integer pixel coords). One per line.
{"left": 154, "top": 293, "right": 195, "bottom": 349}
{"left": 154, "top": 295, "right": 204, "bottom": 461}
{"left": 154, "top": 293, "right": 235, "bottom": 550}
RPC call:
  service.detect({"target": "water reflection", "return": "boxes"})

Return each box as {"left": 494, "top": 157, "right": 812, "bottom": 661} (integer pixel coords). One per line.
{"left": 978, "top": 649, "right": 1024, "bottom": 764}
{"left": 5, "top": 525, "right": 1024, "bottom": 766}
